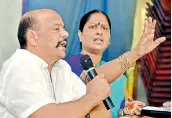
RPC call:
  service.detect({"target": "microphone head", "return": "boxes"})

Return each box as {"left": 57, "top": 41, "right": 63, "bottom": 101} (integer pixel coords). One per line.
{"left": 80, "top": 54, "right": 94, "bottom": 70}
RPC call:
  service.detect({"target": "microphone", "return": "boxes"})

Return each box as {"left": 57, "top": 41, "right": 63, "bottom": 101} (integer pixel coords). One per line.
{"left": 80, "top": 54, "right": 114, "bottom": 110}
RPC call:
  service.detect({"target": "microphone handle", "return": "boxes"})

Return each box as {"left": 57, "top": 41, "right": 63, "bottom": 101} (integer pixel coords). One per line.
{"left": 103, "top": 97, "right": 114, "bottom": 110}
{"left": 87, "top": 69, "right": 114, "bottom": 110}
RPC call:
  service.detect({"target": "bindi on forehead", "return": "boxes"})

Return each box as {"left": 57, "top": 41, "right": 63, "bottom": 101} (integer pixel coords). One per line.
{"left": 87, "top": 18, "right": 108, "bottom": 26}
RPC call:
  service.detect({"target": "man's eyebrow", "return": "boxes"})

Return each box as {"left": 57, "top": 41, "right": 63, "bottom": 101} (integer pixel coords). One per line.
{"left": 52, "top": 24, "right": 65, "bottom": 28}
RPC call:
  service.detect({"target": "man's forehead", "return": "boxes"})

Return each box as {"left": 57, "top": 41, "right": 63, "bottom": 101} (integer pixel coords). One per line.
{"left": 35, "top": 10, "right": 64, "bottom": 27}
{"left": 48, "top": 15, "right": 64, "bottom": 27}
{"left": 51, "top": 22, "right": 64, "bottom": 27}
{"left": 38, "top": 11, "right": 61, "bottom": 21}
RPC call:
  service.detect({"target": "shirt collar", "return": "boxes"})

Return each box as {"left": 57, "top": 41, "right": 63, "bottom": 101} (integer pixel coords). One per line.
{"left": 16, "top": 49, "right": 48, "bottom": 68}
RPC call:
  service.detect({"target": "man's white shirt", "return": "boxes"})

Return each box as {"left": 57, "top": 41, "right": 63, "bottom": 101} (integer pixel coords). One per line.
{"left": 0, "top": 49, "right": 86, "bottom": 118}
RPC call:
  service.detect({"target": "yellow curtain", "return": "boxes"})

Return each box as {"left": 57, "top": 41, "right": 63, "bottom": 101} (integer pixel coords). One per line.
{"left": 125, "top": 0, "right": 153, "bottom": 99}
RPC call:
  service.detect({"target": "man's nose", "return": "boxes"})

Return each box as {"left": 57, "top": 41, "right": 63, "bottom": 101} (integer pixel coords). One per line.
{"left": 62, "top": 29, "right": 69, "bottom": 39}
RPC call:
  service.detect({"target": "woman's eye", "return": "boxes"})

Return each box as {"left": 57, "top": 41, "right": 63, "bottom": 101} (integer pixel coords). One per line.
{"left": 89, "top": 26, "right": 94, "bottom": 29}
{"left": 102, "top": 26, "right": 108, "bottom": 31}
{"left": 89, "top": 25, "right": 97, "bottom": 29}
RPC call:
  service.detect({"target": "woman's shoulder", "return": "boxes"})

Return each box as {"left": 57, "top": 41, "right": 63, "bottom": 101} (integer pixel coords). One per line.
{"left": 65, "top": 54, "right": 84, "bottom": 76}
{"left": 65, "top": 54, "right": 83, "bottom": 63}
{"left": 118, "top": 74, "right": 127, "bottom": 79}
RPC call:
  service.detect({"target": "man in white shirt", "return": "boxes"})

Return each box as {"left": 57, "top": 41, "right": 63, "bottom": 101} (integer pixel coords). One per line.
{"left": 0, "top": 9, "right": 111, "bottom": 118}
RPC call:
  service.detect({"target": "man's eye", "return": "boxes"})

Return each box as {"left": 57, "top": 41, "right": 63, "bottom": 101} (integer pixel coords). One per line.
{"left": 53, "top": 28, "right": 60, "bottom": 31}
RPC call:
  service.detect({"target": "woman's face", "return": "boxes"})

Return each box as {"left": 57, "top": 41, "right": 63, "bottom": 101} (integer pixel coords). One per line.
{"left": 79, "top": 13, "right": 111, "bottom": 54}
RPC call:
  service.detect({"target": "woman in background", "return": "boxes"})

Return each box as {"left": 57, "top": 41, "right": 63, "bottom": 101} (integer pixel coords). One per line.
{"left": 66, "top": 10, "right": 145, "bottom": 117}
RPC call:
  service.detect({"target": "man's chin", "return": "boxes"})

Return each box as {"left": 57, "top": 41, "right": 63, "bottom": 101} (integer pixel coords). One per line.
{"left": 59, "top": 53, "right": 66, "bottom": 59}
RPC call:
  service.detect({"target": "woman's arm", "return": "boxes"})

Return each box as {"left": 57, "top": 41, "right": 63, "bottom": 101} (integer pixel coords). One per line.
{"left": 96, "top": 17, "right": 166, "bottom": 84}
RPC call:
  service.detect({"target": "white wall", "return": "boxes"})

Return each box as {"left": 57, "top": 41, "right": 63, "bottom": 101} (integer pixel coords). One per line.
{"left": 0, "top": 0, "right": 22, "bottom": 69}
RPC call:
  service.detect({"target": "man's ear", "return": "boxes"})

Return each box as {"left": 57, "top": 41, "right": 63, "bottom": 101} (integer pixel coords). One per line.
{"left": 78, "top": 30, "right": 82, "bottom": 42}
{"left": 26, "top": 29, "right": 38, "bottom": 46}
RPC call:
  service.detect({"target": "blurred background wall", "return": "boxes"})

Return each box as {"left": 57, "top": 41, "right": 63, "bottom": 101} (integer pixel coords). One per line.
{"left": 0, "top": 0, "right": 21, "bottom": 69}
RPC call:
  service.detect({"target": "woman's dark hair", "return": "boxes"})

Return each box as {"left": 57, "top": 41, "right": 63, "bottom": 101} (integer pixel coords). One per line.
{"left": 79, "top": 9, "right": 111, "bottom": 32}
